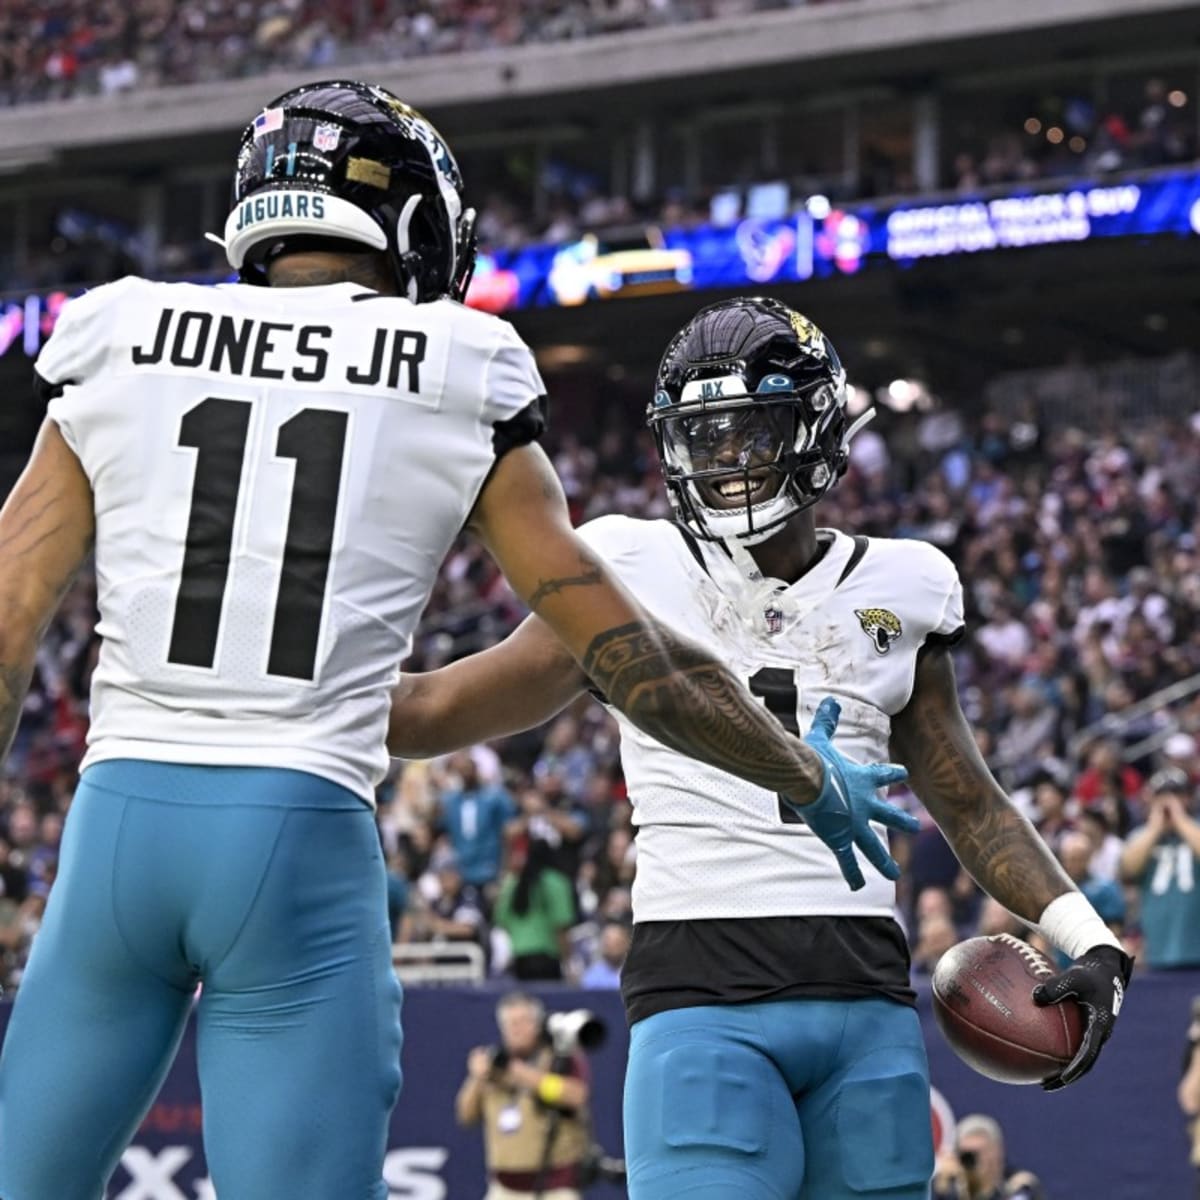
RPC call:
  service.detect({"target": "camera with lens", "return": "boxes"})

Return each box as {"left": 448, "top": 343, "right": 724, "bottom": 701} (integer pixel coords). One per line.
{"left": 545, "top": 1009, "right": 606, "bottom": 1055}
{"left": 959, "top": 1149, "right": 978, "bottom": 1172}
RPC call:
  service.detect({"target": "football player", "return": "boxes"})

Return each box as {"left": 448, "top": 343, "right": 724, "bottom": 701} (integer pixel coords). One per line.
{"left": 388, "top": 298, "right": 1134, "bottom": 1200}
{"left": 0, "top": 92, "right": 909, "bottom": 1200}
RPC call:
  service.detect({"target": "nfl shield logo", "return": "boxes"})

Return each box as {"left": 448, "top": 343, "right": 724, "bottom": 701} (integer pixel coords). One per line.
{"left": 764, "top": 606, "right": 783, "bottom": 635}
{"left": 313, "top": 124, "right": 341, "bottom": 152}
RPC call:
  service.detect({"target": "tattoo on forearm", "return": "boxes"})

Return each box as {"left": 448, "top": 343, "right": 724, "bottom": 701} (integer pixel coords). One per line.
{"left": 582, "top": 621, "right": 822, "bottom": 800}
{"left": 527, "top": 552, "right": 604, "bottom": 611}
{"left": 901, "top": 693, "right": 1070, "bottom": 922}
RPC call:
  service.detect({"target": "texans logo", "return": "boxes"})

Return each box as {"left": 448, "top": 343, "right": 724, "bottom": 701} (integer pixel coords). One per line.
{"left": 735, "top": 219, "right": 796, "bottom": 284}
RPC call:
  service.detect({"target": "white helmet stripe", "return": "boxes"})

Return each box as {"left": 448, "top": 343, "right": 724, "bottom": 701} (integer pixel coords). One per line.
{"left": 223, "top": 190, "right": 386, "bottom": 270}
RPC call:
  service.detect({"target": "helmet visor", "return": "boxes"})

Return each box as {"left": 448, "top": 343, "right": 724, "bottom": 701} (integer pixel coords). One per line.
{"left": 660, "top": 404, "right": 797, "bottom": 476}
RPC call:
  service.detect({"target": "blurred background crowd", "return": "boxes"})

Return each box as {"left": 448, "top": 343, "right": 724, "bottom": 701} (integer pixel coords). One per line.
{"left": 3, "top": 0, "right": 853, "bottom": 108}
{"left": 1, "top": 0, "right": 1194, "bottom": 290}
{"left": 2, "top": 400, "right": 1196, "bottom": 993}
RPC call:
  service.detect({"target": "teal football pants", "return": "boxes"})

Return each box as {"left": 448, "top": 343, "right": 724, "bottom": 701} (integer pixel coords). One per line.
{"left": 0, "top": 760, "right": 403, "bottom": 1200}
{"left": 623, "top": 997, "right": 933, "bottom": 1200}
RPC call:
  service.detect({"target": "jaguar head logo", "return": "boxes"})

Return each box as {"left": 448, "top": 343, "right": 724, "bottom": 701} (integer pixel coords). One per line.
{"left": 856, "top": 607, "right": 902, "bottom": 655}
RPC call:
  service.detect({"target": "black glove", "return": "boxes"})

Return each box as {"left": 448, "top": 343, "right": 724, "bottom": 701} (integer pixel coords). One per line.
{"left": 1032, "top": 943, "right": 1133, "bottom": 1091}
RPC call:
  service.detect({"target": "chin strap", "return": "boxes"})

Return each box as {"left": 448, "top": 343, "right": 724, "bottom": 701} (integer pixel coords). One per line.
{"left": 724, "top": 537, "right": 799, "bottom": 635}
{"left": 844, "top": 405, "right": 876, "bottom": 446}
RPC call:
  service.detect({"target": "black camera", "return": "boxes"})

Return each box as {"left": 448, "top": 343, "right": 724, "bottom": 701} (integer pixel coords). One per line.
{"left": 580, "top": 1143, "right": 627, "bottom": 1186}
{"left": 959, "top": 1149, "right": 978, "bottom": 1171}
{"left": 488, "top": 1046, "right": 510, "bottom": 1072}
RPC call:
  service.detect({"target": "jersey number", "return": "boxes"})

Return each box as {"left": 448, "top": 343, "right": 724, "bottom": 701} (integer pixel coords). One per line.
{"left": 747, "top": 667, "right": 806, "bottom": 826}
{"left": 167, "top": 397, "right": 348, "bottom": 681}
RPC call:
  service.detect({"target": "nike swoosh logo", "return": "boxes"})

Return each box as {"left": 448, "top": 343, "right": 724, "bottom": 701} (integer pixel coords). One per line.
{"left": 828, "top": 773, "right": 849, "bottom": 814}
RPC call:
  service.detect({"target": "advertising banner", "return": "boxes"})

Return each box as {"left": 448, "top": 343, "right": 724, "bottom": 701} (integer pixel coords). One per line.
{"left": 3, "top": 168, "right": 1200, "bottom": 360}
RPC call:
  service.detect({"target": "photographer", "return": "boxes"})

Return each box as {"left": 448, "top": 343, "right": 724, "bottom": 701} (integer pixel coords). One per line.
{"left": 456, "top": 992, "right": 591, "bottom": 1200}
{"left": 1179, "top": 997, "right": 1200, "bottom": 1194}
{"left": 931, "top": 1114, "right": 1046, "bottom": 1200}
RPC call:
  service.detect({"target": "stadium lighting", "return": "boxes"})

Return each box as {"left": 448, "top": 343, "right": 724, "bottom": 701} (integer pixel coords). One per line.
{"left": 806, "top": 194, "right": 832, "bottom": 219}
{"left": 1046, "top": 127, "right": 1064, "bottom": 144}
{"left": 1069, "top": 136, "right": 1086, "bottom": 153}
{"left": 1169, "top": 90, "right": 1188, "bottom": 107}
{"left": 1024, "top": 117, "right": 1042, "bottom": 135}
{"left": 846, "top": 384, "right": 873, "bottom": 416}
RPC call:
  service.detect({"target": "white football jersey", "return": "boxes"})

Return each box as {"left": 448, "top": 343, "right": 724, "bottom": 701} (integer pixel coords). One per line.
{"left": 576, "top": 515, "right": 964, "bottom": 922}
{"left": 38, "top": 276, "right": 544, "bottom": 801}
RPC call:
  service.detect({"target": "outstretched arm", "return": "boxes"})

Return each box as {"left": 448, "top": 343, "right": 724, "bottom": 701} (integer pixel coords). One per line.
{"left": 389, "top": 614, "right": 586, "bottom": 758}
{"left": 466, "top": 443, "right": 824, "bottom": 803}
{"left": 891, "top": 644, "right": 1132, "bottom": 1090}
{"left": 0, "top": 419, "right": 95, "bottom": 764}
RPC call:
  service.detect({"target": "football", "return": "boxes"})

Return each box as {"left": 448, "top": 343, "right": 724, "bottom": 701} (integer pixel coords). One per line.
{"left": 931, "top": 934, "right": 1084, "bottom": 1085}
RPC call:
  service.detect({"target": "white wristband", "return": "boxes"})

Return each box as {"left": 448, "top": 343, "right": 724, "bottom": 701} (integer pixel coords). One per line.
{"left": 1034, "top": 892, "right": 1122, "bottom": 961}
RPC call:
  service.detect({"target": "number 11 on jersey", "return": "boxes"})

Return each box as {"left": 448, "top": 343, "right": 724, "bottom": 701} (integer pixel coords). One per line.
{"left": 168, "top": 396, "right": 349, "bottom": 682}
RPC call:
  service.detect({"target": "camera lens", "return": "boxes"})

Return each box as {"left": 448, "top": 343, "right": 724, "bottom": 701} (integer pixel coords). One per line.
{"left": 959, "top": 1149, "right": 978, "bottom": 1171}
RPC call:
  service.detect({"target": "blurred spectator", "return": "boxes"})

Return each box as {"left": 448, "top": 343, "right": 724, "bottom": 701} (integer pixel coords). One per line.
{"left": 932, "top": 1113, "right": 1045, "bottom": 1200}
{"left": 974, "top": 896, "right": 1025, "bottom": 940}
{"left": 493, "top": 838, "right": 576, "bottom": 981}
{"left": 1057, "top": 831, "right": 1124, "bottom": 941}
{"left": 1075, "top": 740, "right": 1142, "bottom": 833}
{"left": 416, "top": 848, "right": 487, "bottom": 948}
{"left": 912, "top": 913, "right": 958, "bottom": 975}
{"left": 1120, "top": 769, "right": 1200, "bottom": 969}
{"left": 438, "top": 752, "right": 516, "bottom": 892}
{"left": 1030, "top": 777, "right": 1073, "bottom": 855}
{"left": 509, "top": 779, "right": 589, "bottom": 893}
{"left": 581, "top": 921, "right": 631, "bottom": 990}
{"left": 994, "top": 687, "right": 1058, "bottom": 787}
{"left": 1077, "top": 808, "right": 1123, "bottom": 885}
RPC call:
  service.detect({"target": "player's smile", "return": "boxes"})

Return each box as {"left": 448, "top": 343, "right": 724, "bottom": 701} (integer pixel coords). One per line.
{"left": 702, "top": 467, "right": 775, "bottom": 508}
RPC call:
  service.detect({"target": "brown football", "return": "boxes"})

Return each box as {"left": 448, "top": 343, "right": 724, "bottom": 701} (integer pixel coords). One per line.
{"left": 931, "top": 934, "right": 1084, "bottom": 1085}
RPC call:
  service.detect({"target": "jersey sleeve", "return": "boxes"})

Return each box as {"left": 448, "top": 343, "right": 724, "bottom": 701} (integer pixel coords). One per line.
{"left": 36, "top": 278, "right": 135, "bottom": 456}
{"left": 481, "top": 321, "right": 547, "bottom": 457}
{"left": 929, "top": 557, "right": 965, "bottom": 647}
{"left": 574, "top": 514, "right": 638, "bottom": 568}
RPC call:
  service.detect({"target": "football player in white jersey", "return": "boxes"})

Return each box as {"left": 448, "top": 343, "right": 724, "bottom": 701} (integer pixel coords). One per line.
{"left": 388, "top": 298, "right": 1134, "bottom": 1199}
{"left": 0, "top": 90, "right": 919, "bottom": 1200}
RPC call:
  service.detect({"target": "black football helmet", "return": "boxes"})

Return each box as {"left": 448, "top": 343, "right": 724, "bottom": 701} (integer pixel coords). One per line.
{"left": 648, "top": 297, "right": 859, "bottom": 544}
{"left": 223, "top": 80, "right": 476, "bottom": 302}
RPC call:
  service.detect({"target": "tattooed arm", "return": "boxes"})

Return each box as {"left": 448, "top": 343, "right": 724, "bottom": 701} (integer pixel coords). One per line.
{"left": 0, "top": 420, "right": 95, "bottom": 763}
{"left": 464, "top": 443, "right": 823, "bottom": 801}
{"left": 889, "top": 644, "right": 1072, "bottom": 922}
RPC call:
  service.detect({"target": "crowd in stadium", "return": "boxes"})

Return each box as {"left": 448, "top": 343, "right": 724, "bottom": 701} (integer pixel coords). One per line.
{"left": 1, "top": 400, "right": 1196, "bottom": 992}
{"left": 0, "top": 0, "right": 850, "bottom": 107}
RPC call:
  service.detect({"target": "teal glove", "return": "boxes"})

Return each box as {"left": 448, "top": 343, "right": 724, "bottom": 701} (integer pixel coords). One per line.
{"left": 789, "top": 696, "right": 919, "bottom": 891}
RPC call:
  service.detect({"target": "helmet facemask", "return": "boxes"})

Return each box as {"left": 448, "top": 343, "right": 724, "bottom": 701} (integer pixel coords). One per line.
{"left": 652, "top": 371, "right": 847, "bottom": 545}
